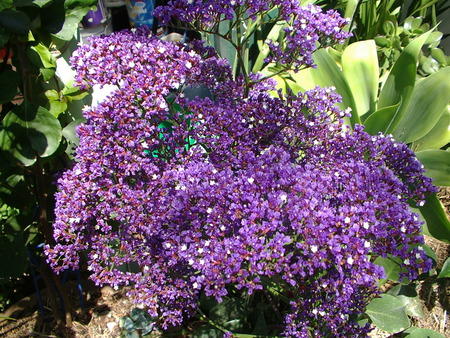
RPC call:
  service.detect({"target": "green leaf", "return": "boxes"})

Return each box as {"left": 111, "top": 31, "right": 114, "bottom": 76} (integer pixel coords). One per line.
{"left": 52, "top": 7, "right": 90, "bottom": 40}
{"left": 374, "top": 36, "right": 391, "bottom": 47}
{"left": 415, "top": 150, "right": 450, "bottom": 187}
{"left": 292, "top": 48, "right": 359, "bottom": 125}
{"left": 425, "top": 32, "right": 443, "bottom": 45}
{"left": 13, "top": 0, "right": 53, "bottom": 7}
{"left": 260, "top": 275, "right": 290, "bottom": 303}
{"left": 62, "top": 82, "right": 89, "bottom": 101}
{"left": 341, "top": 40, "right": 379, "bottom": 117}
{"left": 0, "top": 8, "right": 30, "bottom": 36}
{"left": 387, "top": 284, "right": 424, "bottom": 318}
{"left": 363, "top": 101, "right": 401, "bottom": 134}
{"left": 404, "top": 17, "right": 422, "bottom": 33}
{"left": 437, "top": 257, "right": 450, "bottom": 279}
{"left": 64, "top": 0, "right": 98, "bottom": 9}
{"left": 30, "top": 42, "right": 56, "bottom": 69}
{"left": 0, "top": 69, "right": 20, "bottom": 104}
{"left": 430, "top": 48, "right": 447, "bottom": 65}
{"left": 0, "top": 0, "right": 13, "bottom": 11}
{"left": 402, "top": 327, "right": 445, "bottom": 338}
{"left": 392, "top": 67, "right": 450, "bottom": 143}
{"left": 40, "top": 68, "right": 55, "bottom": 81}
{"left": 0, "top": 102, "right": 62, "bottom": 166}
{"left": 374, "top": 256, "right": 410, "bottom": 284}
{"left": 0, "top": 111, "right": 37, "bottom": 167}
{"left": 378, "top": 31, "right": 432, "bottom": 130}
{"left": 342, "top": 0, "right": 358, "bottom": 32}
{"left": 209, "top": 297, "right": 249, "bottom": 332}
{"left": 45, "top": 89, "right": 67, "bottom": 117}
{"left": 414, "top": 106, "right": 450, "bottom": 151}
{"left": 415, "top": 193, "right": 450, "bottom": 243}
{"left": 252, "top": 22, "right": 284, "bottom": 73}
{"left": 365, "top": 294, "right": 410, "bottom": 333}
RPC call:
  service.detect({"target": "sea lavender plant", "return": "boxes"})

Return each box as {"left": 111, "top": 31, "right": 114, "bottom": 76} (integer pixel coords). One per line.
{"left": 155, "top": 0, "right": 349, "bottom": 85}
{"left": 45, "top": 3, "right": 435, "bottom": 337}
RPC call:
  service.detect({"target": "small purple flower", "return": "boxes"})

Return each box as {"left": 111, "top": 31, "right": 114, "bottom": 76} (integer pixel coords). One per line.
{"left": 46, "top": 26, "right": 434, "bottom": 337}
{"left": 154, "top": 1, "right": 351, "bottom": 72}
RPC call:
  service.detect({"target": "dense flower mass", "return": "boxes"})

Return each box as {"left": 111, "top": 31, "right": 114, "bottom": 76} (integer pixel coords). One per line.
{"left": 47, "top": 22, "right": 434, "bottom": 338}
{"left": 154, "top": 1, "right": 350, "bottom": 70}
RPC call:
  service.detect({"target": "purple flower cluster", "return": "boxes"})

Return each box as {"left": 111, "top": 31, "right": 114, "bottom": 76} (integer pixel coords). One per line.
{"left": 46, "top": 27, "right": 435, "bottom": 337}
{"left": 154, "top": 1, "right": 350, "bottom": 71}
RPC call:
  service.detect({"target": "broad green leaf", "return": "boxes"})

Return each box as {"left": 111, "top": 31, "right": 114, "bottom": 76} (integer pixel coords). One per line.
{"left": 20, "top": 104, "right": 62, "bottom": 157}
{"left": 0, "top": 69, "right": 20, "bottom": 104}
{"left": 283, "top": 77, "right": 303, "bottom": 95}
{"left": 64, "top": 0, "right": 98, "bottom": 9}
{"left": 48, "top": 98, "right": 67, "bottom": 117}
{"left": 209, "top": 297, "right": 249, "bottom": 332}
{"left": 292, "top": 48, "right": 359, "bottom": 125}
{"left": 41, "top": 68, "right": 56, "bottom": 81}
{"left": 45, "top": 89, "right": 67, "bottom": 117}
{"left": 62, "top": 83, "right": 89, "bottom": 101}
{"left": 421, "top": 57, "right": 440, "bottom": 74}
{"left": 29, "top": 42, "right": 56, "bottom": 69}
{"left": 366, "top": 294, "right": 410, "bottom": 333}
{"left": 363, "top": 101, "right": 401, "bottom": 135}
{"left": 31, "top": 0, "right": 53, "bottom": 6}
{"left": 13, "top": 0, "right": 53, "bottom": 7}
{"left": 260, "top": 275, "right": 290, "bottom": 303}
{"left": 52, "top": 7, "right": 90, "bottom": 41}
{"left": 402, "top": 327, "right": 445, "bottom": 338}
{"left": 342, "top": 40, "right": 379, "bottom": 117}
{"left": 393, "top": 67, "right": 450, "bottom": 143}
{"left": 342, "top": 0, "right": 358, "bottom": 31}
{"left": 414, "top": 106, "right": 450, "bottom": 151}
{"left": 374, "top": 36, "right": 391, "bottom": 47}
{"left": 39, "top": 0, "right": 65, "bottom": 35}
{"left": 425, "top": 31, "right": 443, "bottom": 45}
{"left": 415, "top": 193, "right": 450, "bottom": 243}
{"left": 374, "top": 256, "right": 410, "bottom": 284}
{"left": 0, "top": 102, "right": 62, "bottom": 165}
{"left": 0, "top": 111, "right": 37, "bottom": 167}
{"left": 270, "top": 74, "right": 287, "bottom": 94}
{"left": 437, "top": 257, "right": 450, "bottom": 279}
{"left": 129, "top": 307, "right": 155, "bottom": 332}
{"left": 252, "top": 22, "right": 284, "bottom": 73}
{"left": 387, "top": 284, "right": 424, "bottom": 318}
{"left": 289, "top": 67, "right": 315, "bottom": 92}
{"left": 0, "top": 0, "right": 13, "bottom": 11}
{"left": 430, "top": 48, "right": 447, "bottom": 65}
{"left": 415, "top": 150, "right": 450, "bottom": 187}
{"left": 0, "top": 8, "right": 30, "bottom": 36}
{"left": 404, "top": 17, "right": 422, "bottom": 33}
{"left": 378, "top": 31, "right": 432, "bottom": 129}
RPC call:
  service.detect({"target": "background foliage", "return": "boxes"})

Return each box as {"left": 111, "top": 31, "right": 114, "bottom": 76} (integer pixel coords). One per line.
{"left": 0, "top": 0, "right": 95, "bottom": 322}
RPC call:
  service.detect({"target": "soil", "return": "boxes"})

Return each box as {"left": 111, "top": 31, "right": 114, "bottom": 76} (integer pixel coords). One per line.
{"left": 1, "top": 190, "right": 449, "bottom": 338}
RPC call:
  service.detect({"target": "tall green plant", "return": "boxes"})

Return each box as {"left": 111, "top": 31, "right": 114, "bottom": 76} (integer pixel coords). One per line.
{"left": 288, "top": 34, "right": 450, "bottom": 245}
{"left": 0, "top": 0, "right": 94, "bottom": 324}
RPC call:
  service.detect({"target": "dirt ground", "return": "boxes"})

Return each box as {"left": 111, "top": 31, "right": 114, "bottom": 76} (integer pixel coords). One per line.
{"left": 1, "top": 190, "right": 449, "bottom": 338}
